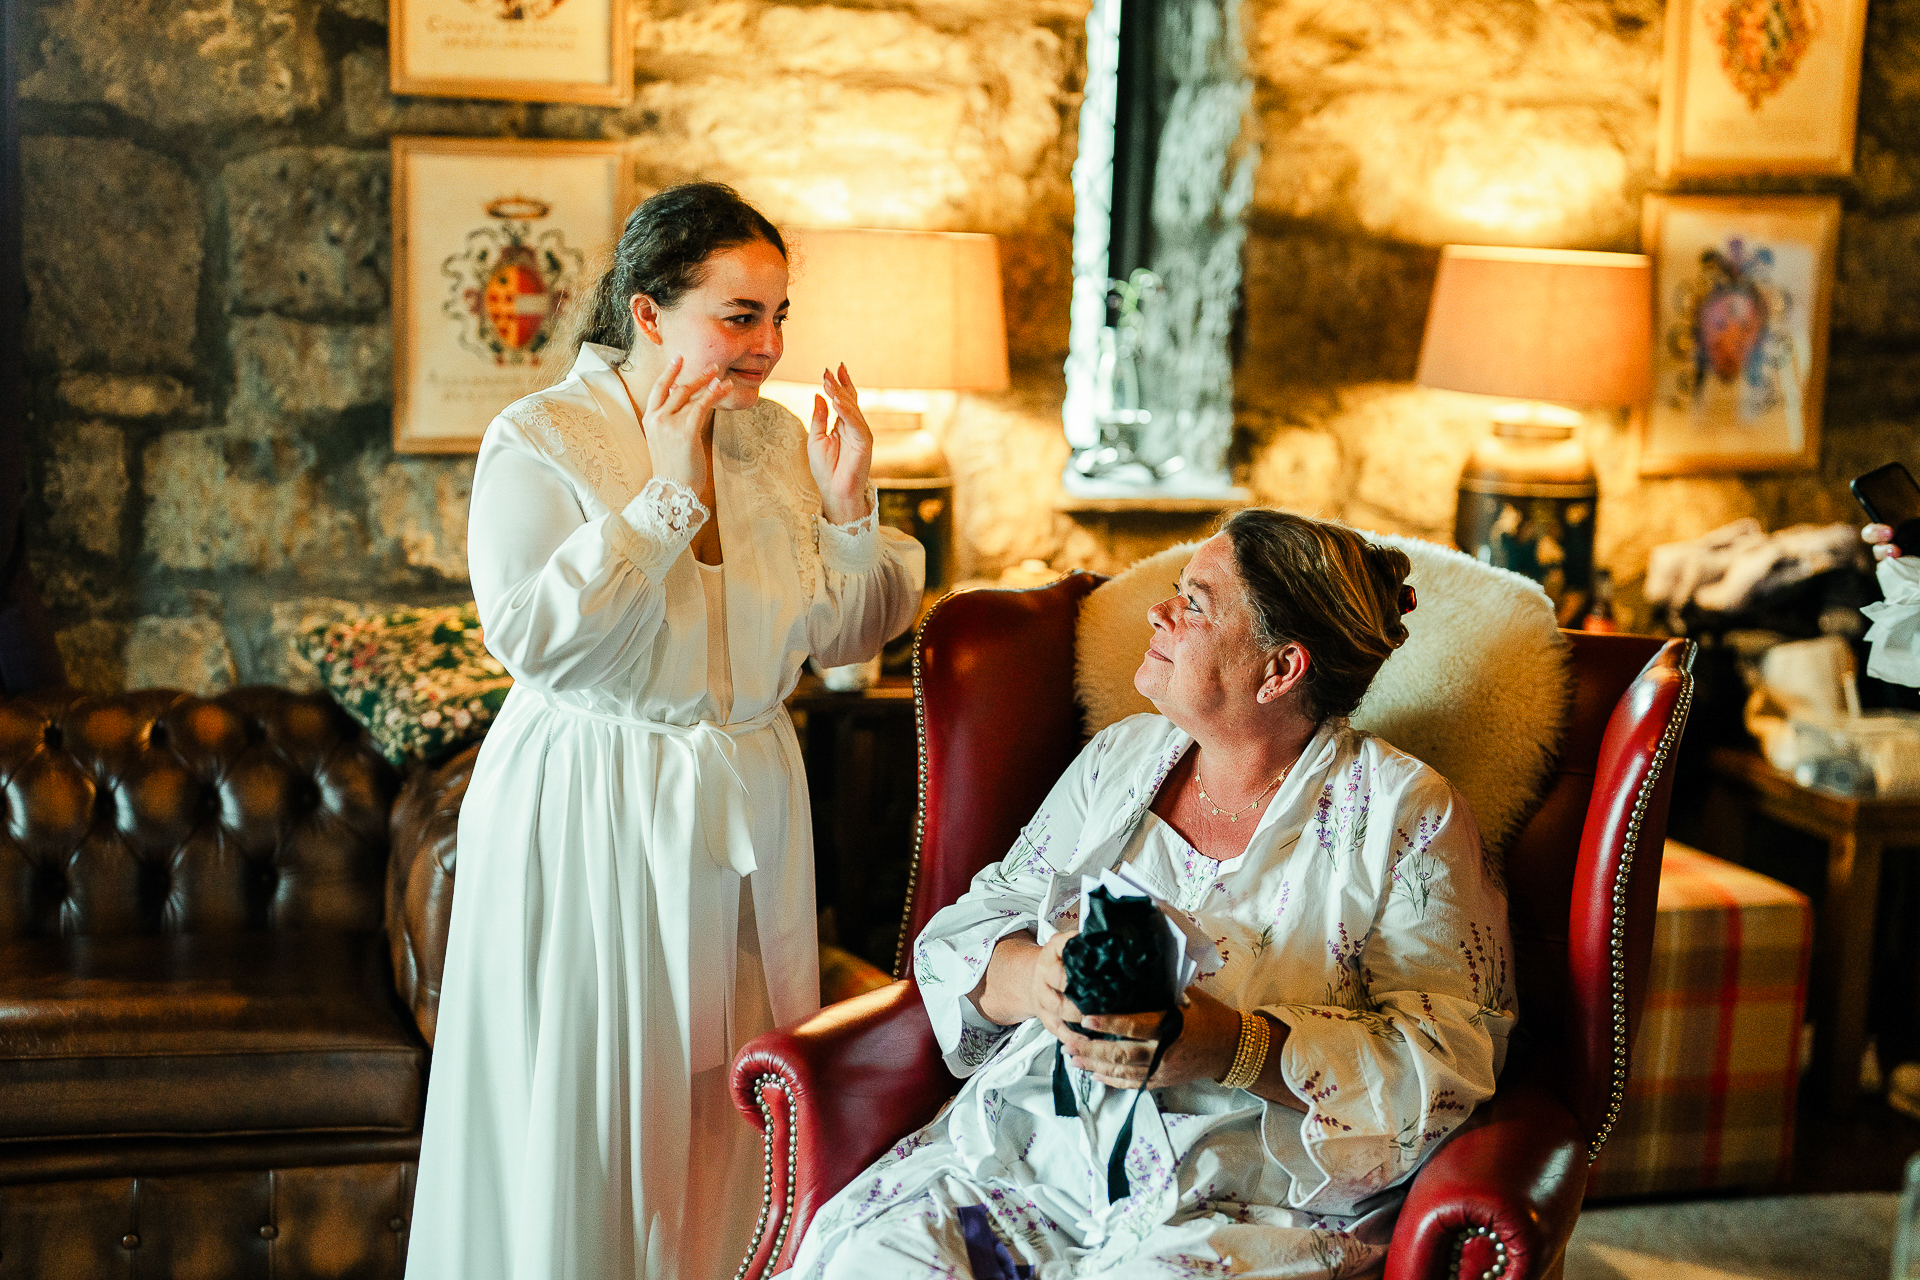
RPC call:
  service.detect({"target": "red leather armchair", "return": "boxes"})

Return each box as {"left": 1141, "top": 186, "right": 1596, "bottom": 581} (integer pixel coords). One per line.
{"left": 732, "top": 574, "right": 1694, "bottom": 1280}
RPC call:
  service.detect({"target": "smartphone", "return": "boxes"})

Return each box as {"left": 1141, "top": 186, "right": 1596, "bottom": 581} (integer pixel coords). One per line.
{"left": 1851, "top": 462, "right": 1920, "bottom": 553}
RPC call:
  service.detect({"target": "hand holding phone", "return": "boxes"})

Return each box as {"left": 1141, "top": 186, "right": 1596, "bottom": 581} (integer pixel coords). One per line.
{"left": 1851, "top": 463, "right": 1920, "bottom": 558}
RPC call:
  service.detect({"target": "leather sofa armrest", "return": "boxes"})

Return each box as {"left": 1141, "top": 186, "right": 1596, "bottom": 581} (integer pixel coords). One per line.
{"left": 385, "top": 743, "right": 479, "bottom": 1046}
{"left": 729, "top": 980, "right": 961, "bottom": 1280}
{"left": 1385, "top": 1076, "right": 1588, "bottom": 1280}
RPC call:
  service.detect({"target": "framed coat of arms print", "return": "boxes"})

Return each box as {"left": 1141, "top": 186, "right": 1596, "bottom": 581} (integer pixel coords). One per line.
{"left": 390, "top": 0, "right": 633, "bottom": 105}
{"left": 1638, "top": 194, "right": 1839, "bottom": 475}
{"left": 391, "top": 136, "right": 635, "bottom": 454}
{"left": 1654, "top": 0, "right": 1868, "bottom": 176}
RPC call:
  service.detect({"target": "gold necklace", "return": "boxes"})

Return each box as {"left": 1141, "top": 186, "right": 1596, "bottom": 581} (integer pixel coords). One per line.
{"left": 1195, "top": 761, "right": 1292, "bottom": 823}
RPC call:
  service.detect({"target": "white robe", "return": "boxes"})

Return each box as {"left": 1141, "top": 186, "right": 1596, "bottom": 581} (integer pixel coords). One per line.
{"left": 406, "top": 343, "right": 926, "bottom": 1280}
{"left": 786, "top": 714, "right": 1515, "bottom": 1280}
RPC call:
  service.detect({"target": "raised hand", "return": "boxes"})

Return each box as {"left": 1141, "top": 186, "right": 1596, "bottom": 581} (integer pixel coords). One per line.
{"left": 643, "top": 355, "right": 731, "bottom": 497}
{"left": 807, "top": 363, "right": 875, "bottom": 526}
{"left": 1866, "top": 523, "right": 1902, "bottom": 561}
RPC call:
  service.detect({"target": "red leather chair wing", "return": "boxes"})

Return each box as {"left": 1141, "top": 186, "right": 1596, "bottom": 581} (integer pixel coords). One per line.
{"left": 731, "top": 579, "right": 1694, "bottom": 1280}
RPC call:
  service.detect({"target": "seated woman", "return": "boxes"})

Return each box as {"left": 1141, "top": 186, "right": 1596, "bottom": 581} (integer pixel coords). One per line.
{"left": 786, "top": 509, "right": 1517, "bottom": 1280}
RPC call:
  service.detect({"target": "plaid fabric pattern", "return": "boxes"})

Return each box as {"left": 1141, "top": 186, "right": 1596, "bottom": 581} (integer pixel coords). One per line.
{"left": 1585, "top": 841, "right": 1812, "bottom": 1200}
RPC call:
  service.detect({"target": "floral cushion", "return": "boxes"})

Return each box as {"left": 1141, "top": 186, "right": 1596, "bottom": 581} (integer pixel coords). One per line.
{"left": 297, "top": 601, "right": 511, "bottom": 766}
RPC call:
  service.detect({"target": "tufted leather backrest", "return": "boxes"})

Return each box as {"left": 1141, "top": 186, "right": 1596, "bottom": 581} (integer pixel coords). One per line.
{"left": 0, "top": 689, "right": 399, "bottom": 939}
{"left": 894, "top": 574, "right": 1101, "bottom": 976}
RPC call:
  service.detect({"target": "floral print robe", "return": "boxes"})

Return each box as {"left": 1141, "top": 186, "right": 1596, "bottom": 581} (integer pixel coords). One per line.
{"left": 783, "top": 713, "right": 1516, "bottom": 1280}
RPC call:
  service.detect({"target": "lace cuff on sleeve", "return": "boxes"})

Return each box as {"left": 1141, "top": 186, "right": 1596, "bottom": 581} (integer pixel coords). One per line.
{"left": 815, "top": 485, "right": 881, "bottom": 576}
{"left": 612, "top": 477, "right": 709, "bottom": 583}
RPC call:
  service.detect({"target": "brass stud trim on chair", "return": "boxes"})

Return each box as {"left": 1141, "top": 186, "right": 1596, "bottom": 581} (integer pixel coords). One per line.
{"left": 1447, "top": 1222, "right": 1510, "bottom": 1280}
{"left": 733, "top": 1073, "right": 798, "bottom": 1280}
{"left": 1587, "top": 645, "right": 1694, "bottom": 1164}
{"left": 1443, "top": 1220, "right": 1505, "bottom": 1280}
{"left": 895, "top": 588, "right": 964, "bottom": 978}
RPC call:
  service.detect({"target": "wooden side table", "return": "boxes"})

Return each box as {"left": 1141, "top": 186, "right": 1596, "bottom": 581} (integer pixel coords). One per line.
{"left": 787, "top": 673, "right": 919, "bottom": 970}
{"left": 1704, "top": 746, "right": 1920, "bottom": 1113}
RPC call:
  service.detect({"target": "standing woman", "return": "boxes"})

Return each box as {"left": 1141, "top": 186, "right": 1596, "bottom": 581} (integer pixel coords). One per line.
{"left": 406, "top": 183, "right": 926, "bottom": 1280}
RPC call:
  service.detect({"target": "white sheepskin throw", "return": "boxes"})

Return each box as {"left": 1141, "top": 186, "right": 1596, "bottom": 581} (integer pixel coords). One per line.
{"left": 1074, "top": 534, "right": 1570, "bottom": 862}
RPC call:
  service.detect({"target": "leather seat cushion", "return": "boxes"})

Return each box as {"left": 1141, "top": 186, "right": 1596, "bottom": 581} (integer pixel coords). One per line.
{"left": 0, "top": 932, "right": 424, "bottom": 1142}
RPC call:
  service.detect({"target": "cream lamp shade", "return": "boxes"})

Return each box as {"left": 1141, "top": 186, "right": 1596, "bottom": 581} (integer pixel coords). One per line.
{"left": 777, "top": 228, "right": 1010, "bottom": 391}
{"left": 1415, "top": 245, "right": 1652, "bottom": 407}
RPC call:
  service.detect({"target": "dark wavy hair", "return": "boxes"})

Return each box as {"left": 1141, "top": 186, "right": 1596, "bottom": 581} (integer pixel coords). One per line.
{"left": 1218, "top": 509, "right": 1413, "bottom": 722}
{"left": 571, "top": 182, "right": 786, "bottom": 352}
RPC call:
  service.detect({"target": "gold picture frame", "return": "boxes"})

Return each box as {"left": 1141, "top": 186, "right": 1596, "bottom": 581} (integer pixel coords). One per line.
{"left": 1637, "top": 194, "right": 1839, "bottom": 476}
{"left": 391, "top": 136, "right": 635, "bottom": 454}
{"left": 390, "top": 0, "right": 633, "bottom": 106}
{"left": 1655, "top": 0, "right": 1867, "bottom": 177}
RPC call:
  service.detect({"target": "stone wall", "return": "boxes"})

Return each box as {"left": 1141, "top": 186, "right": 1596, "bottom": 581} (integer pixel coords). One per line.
{"left": 13, "top": 0, "right": 1093, "bottom": 692}
{"left": 17, "top": 0, "right": 1920, "bottom": 694}
{"left": 1235, "top": 0, "right": 1920, "bottom": 629}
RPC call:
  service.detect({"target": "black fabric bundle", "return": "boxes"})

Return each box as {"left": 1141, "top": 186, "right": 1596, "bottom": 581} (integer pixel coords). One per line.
{"left": 1050, "top": 886, "right": 1184, "bottom": 1202}
{"left": 1061, "top": 886, "right": 1178, "bottom": 1019}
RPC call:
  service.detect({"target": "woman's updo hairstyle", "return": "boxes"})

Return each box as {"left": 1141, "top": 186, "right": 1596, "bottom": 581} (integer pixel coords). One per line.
{"left": 1219, "top": 508, "right": 1413, "bottom": 723}
{"left": 575, "top": 182, "right": 786, "bottom": 351}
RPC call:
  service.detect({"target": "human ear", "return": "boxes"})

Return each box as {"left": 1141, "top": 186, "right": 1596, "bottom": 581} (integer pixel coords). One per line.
{"left": 630, "top": 294, "right": 666, "bottom": 347}
{"left": 1256, "top": 644, "right": 1309, "bottom": 704}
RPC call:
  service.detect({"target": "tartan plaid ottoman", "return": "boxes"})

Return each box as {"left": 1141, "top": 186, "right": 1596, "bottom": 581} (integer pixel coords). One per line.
{"left": 1584, "top": 840, "right": 1812, "bottom": 1199}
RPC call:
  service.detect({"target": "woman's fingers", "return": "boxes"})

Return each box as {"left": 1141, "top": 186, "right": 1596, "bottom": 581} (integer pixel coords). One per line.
{"left": 646, "top": 355, "right": 685, "bottom": 413}
{"left": 1081, "top": 1012, "right": 1162, "bottom": 1040}
{"left": 659, "top": 363, "right": 723, "bottom": 416}
{"left": 809, "top": 394, "right": 831, "bottom": 440}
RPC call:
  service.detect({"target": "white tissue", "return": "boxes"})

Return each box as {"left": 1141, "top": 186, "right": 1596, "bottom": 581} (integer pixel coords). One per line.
{"left": 1864, "top": 556, "right": 1920, "bottom": 688}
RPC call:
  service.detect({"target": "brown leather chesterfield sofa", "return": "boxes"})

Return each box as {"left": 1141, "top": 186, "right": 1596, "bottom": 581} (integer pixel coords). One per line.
{"left": 0, "top": 687, "right": 469, "bottom": 1279}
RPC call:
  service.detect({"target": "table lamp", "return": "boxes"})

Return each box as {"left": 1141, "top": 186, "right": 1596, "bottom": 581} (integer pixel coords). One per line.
{"left": 779, "top": 227, "right": 1010, "bottom": 666}
{"left": 1416, "top": 245, "right": 1652, "bottom": 626}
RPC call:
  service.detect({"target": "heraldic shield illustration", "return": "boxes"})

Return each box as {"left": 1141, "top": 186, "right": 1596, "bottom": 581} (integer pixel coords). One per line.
{"left": 442, "top": 195, "right": 586, "bottom": 367}
{"left": 1666, "top": 236, "right": 1798, "bottom": 424}
{"left": 1715, "top": 0, "right": 1819, "bottom": 109}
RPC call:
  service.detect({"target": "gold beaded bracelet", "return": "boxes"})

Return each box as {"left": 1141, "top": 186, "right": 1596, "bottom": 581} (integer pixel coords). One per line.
{"left": 1218, "top": 1011, "right": 1271, "bottom": 1091}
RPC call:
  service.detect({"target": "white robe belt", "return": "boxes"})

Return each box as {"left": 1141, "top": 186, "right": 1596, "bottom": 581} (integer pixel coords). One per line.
{"left": 535, "top": 693, "right": 782, "bottom": 875}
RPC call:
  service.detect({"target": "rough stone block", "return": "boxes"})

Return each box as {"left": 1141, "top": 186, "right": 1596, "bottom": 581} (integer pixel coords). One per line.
{"left": 320, "top": 0, "right": 385, "bottom": 23}
{"left": 125, "top": 617, "right": 238, "bottom": 695}
{"left": 1238, "top": 229, "right": 1437, "bottom": 390}
{"left": 1244, "top": 422, "right": 1343, "bottom": 515}
{"left": 1330, "top": 385, "right": 1487, "bottom": 534}
{"left": 143, "top": 428, "right": 366, "bottom": 573}
{"left": 1855, "top": 132, "right": 1920, "bottom": 211}
{"left": 45, "top": 422, "right": 128, "bottom": 558}
{"left": 1252, "top": 93, "right": 1647, "bottom": 250}
{"left": 18, "top": 0, "right": 326, "bottom": 129}
{"left": 57, "top": 374, "right": 194, "bottom": 418}
{"left": 22, "top": 137, "right": 201, "bottom": 371}
{"left": 1865, "top": 0, "right": 1920, "bottom": 104}
{"left": 631, "top": 76, "right": 976, "bottom": 226}
{"left": 998, "top": 184, "right": 1077, "bottom": 366}
{"left": 1247, "top": 0, "right": 1660, "bottom": 98}
{"left": 1834, "top": 211, "right": 1920, "bottom": 342}
{"left": 230, "top": 314, "right": 391, "bottom": 423}
{"left": 941, "top": 391, "right": 1072, "bottom": 579}
{"left": 363, "top": 455, "right": 473, "bottom": 580}
{"left": 55, "top": 619, "right": 129, "bottom": 695}
{"left": 342, "top": 48, "right": 529, "bottom": 139}
{"left": 226, "top": 148, "right": 390, "bottom": 314}
{"left": 637, "top": 2, "right": 973, "bottom": 79}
